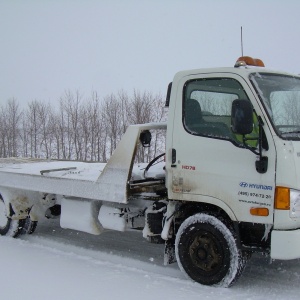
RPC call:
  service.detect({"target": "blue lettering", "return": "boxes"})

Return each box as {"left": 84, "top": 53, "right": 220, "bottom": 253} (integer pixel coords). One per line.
{"left": 241, "top": 182, "right": 273, "bottom": 191}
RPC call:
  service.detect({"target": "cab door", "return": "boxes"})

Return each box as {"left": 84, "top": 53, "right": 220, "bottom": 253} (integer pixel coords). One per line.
{"left": 167, "top": 73, "right": 276, "bottom": 224}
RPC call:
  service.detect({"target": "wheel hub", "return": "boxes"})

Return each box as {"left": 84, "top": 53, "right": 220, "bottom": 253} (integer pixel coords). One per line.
{"left": 189, "top": 234, "right": 222, "bottom": 272}
{"left": 197, "top": 248, "right": 207, "bottom": 260}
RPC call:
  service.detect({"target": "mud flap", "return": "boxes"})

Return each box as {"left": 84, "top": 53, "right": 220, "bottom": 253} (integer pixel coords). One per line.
{"left": 164, "top": 237, "right": 176, "bottom": 265}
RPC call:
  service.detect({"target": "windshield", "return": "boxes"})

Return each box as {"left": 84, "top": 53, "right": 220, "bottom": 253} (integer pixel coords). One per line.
{"left": 250, "top": 73, "right": 300, "bottom": 140}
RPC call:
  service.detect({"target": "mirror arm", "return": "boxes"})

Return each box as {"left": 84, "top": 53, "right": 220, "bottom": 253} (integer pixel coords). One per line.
{"left": 242, "top": 116, "right": 268, "bottom": 173}
{"left": 258, "top": 116, "right": 264, "bottom": 159}
{"left": 242, "top": 137, "right": 259, "bottom": 155}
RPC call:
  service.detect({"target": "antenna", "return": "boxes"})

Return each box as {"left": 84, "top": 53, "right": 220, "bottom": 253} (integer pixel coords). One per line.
{"left": 241, "top": 26, "right": 244, "bottom": 56}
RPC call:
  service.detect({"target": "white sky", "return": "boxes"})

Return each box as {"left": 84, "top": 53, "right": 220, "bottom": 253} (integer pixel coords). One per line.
{"left": 1, "top": 0, "right": 300, "bottom": 106}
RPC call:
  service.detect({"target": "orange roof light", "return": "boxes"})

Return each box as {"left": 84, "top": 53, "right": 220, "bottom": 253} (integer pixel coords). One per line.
{"left": 235, "top": 56, "right": 265, "bottom": 67}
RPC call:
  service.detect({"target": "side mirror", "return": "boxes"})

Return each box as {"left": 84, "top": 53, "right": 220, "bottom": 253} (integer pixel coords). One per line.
{"left": 231, "top": 99, "right": 253, "bottom": 135}
{"left": 140, "top": 130, "right": 152, "bottom": 147}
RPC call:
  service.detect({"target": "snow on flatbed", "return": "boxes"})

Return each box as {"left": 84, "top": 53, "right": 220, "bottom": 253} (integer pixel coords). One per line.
{"left": 0, "top": 158, "right": 164, "bottom": 181}
{"left": 0, "top": 158, "right": 106, "bottom": 180}
{"left": 0, "top": 157, "right": 165, "bottom": 203}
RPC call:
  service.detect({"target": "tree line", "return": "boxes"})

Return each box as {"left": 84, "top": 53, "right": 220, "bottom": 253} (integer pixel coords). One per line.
{"left": 0, "top": 90, "right": 167, "bottom": 162}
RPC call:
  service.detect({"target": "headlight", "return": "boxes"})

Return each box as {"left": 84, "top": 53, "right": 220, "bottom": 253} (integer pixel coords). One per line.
{"left": 290, "top": 189, "right": 300, "bottom": 218}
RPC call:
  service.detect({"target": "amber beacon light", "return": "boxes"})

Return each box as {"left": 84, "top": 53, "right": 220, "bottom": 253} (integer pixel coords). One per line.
{"left": 235, "top": 56, "right": 265, "bottom": 67}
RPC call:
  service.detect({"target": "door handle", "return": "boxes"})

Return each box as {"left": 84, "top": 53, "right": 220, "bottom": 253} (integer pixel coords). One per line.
{"left": 171, "top": 148, "right": 176, "bottom": 167}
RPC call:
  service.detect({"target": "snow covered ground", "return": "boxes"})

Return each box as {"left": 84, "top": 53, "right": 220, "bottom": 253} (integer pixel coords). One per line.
{"left": 0, "top": 219, "right": 299, "bottom": 300}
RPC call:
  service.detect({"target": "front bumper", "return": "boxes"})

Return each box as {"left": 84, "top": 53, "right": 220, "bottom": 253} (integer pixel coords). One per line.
{"left": 271, "top": 228, "right": 300, "bottom": 260}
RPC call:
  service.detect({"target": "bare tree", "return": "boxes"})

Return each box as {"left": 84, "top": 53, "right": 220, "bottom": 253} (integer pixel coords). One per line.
{"left": 0, "top": 106, "right": 8, "bottom": 157}
{"left": 4, "top": 98, "right": 22, "bottom": 157}
{"left": 0, "top": 88, "right": 167, "bottom": 162}
{"left": 83, "top": 92, "right": 107, "bottom": 161}
{"left": 59, "top": 90, "right": 83, "bottom": 159}
{"left": 101, "top": 94, "right": 123, "bottom": 156}
{"left": 38, "top": 102, "right": 55, "bottom": 159}
{"left": 25, "top": 100, "right": 43, "bottom": 158}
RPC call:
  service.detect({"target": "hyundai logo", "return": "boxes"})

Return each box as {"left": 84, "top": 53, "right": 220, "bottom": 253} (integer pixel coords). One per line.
{"left": 239, "top": 182, "right": 248, "bottom": 188}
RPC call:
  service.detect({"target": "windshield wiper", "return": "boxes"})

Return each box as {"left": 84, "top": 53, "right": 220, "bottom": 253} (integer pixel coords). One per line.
{"left": 281, "top": 130, "right": 300, "bottom": 136}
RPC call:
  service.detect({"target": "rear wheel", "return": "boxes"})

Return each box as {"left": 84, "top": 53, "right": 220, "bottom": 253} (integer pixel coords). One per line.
{"left": 0, "top": 195, "right": 26, "bottom": 237}
{"left": 175, "top": 213, "right": 248, "bottom": 287}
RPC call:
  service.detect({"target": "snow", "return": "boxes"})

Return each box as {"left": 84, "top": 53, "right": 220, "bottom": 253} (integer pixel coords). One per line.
{"left": 0, "top": 200, "right": 6, "bottom": 227}
{"left": 0, "top": 158, "right": 299, "bottom": 297}
{"left": 0, "top": 158, "right": 165, "bottom": 181}
{"left": 98, "top": 205, "right": 126, "bottom": 231}
{"left": 0, "top": 159, "right": 106, "bottom": 180}
{"left": 1, "top": 219, "right": 300, "bottom": 299}
{"left": 60, "top": 198, "right": 103, "bottom": 235}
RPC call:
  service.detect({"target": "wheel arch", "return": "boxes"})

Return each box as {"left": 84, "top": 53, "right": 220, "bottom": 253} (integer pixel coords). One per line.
{"left": 176, "top": 199, "right": 237, "bottom": 226}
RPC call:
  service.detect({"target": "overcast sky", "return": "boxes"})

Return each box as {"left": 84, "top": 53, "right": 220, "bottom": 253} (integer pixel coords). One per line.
{"left": 1, "top": 0, "right": 300, "bottom": 107}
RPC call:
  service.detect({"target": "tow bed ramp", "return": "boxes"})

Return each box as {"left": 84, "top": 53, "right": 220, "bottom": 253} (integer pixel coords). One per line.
{"left": 0, "top": 123, "right": 167, "bottom": 204}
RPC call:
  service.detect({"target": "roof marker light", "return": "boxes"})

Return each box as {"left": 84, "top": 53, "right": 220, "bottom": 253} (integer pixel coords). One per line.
{"left": 234, "top": 56, "right": 265, "bottom": 68}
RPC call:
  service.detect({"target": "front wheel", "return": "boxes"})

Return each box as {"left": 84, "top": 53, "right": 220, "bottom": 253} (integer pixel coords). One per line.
{"left": 175, "top": 213, "right": 248, "bottom": 287}
{"left": 0, "top": 195, "right": 26, "bottom": 238}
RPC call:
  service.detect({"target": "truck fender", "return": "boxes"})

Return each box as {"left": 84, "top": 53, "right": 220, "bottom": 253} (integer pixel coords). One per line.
{"left": 185, "top": 194, "right": 238, "bottom": 222}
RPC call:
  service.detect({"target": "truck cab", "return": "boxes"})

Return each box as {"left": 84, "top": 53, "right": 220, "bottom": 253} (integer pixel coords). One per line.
{"left": 163, "top": 57, "right": 300, "bottom": 285}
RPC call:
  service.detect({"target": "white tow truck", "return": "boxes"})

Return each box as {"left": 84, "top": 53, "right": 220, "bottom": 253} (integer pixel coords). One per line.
{"left": 1, "top": 56, "right": 300, "bottom": 287}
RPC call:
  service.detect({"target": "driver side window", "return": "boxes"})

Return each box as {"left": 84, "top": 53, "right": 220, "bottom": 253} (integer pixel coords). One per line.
{"left": 183, "top": 77, "right": 258, "bottom": 145}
